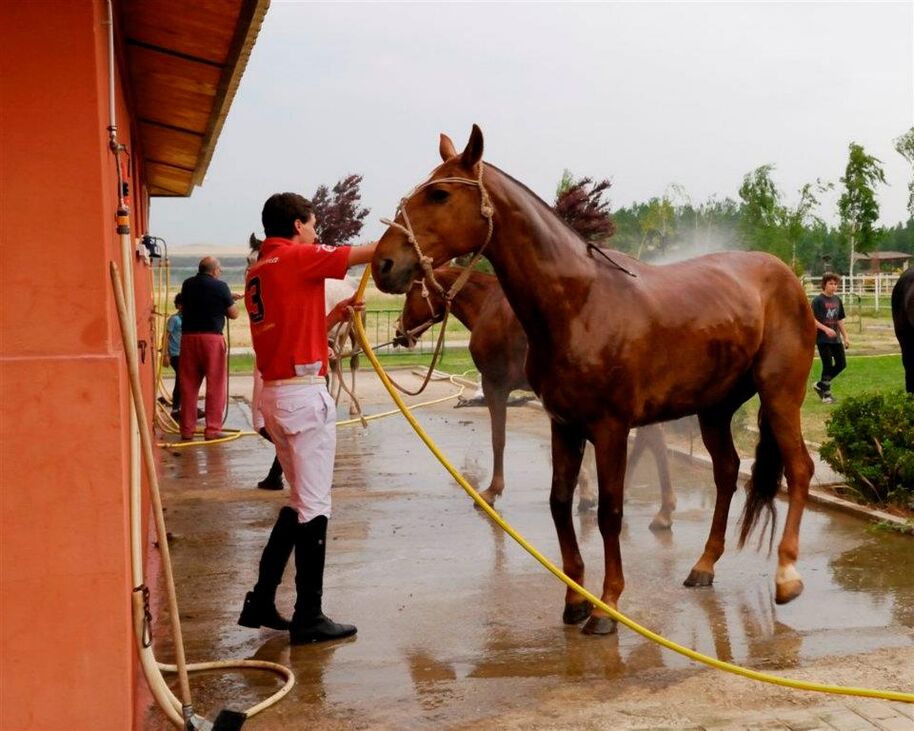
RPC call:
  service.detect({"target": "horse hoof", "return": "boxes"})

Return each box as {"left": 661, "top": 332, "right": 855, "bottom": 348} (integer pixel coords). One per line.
{"left": 577, "top": 498, "right": 596, "bottom": 514}
{"left": 562, "top": 601, "right": 593, "bottom": 625}
{"left": 775, "top": 579, "right": 804, "bottom": 605}
{"left": 581, "top": 615, "right": 617, "bottom": 635}
{"left": 683, "top": 569, "right": 714, "bottom": 587}
{"left": 649, "top": 515, "right": 672, "bottom": 531}
{"left": 474, "top": 490, "right": 498, "bottom": 509}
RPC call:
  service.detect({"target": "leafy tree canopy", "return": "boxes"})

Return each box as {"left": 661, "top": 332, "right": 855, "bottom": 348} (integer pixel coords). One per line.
{"left": 893, "top": 127, "right": 914, "bottom": 219}
{"left": 311, "top": 174, "right": 370, "bottom": 246}
{"left": 838, "top": 142, "right": 886, "bottom": 257}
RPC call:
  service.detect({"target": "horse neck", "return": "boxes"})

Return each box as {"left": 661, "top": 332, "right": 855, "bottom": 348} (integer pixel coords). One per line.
{"left": 435, "top": 268, "right": 494, "bottom": 330}
{"left": 481, "top": 168, "right": 594, "bottom": 337}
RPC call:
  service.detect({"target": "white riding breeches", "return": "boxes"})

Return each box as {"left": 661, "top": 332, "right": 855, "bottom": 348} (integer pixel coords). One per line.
{"left": 260, "top": 382, "right": 337, "bottom": 523}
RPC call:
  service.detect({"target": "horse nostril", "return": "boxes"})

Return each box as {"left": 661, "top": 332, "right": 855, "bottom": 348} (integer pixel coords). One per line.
{"left": 380, "top": 258, "right": 393, "bottom": 275}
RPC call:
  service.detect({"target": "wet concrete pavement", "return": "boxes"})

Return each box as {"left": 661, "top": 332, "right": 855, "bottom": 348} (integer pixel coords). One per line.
{"left": 147, "top": 373, "right": 913, "bottom": 729}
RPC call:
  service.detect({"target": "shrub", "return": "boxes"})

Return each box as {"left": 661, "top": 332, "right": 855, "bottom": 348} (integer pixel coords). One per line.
{"left": 819, "top": 391, "right": 914, "bottom": 507}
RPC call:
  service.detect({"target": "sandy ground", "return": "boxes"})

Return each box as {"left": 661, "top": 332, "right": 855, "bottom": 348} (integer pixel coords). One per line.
{"left": 146, "top": 371, "right": 913, "bottom": 730}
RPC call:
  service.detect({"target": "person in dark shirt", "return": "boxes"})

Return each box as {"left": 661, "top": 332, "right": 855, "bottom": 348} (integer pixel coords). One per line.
{"left": 810, "top": 272, "right": 850, "bottom": 404}
{"left": 178, "top": 257, "right": 241, "bottom": 440}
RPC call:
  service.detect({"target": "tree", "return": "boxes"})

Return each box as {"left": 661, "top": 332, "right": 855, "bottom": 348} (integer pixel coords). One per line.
{"left": 838, "top": 143, "right": 886, "bottom": 282}
{"left": 893, "top": 127, "right": 914, "bottom": 220}
{"left": 781, "top": 180, "right": 831, "bottom": 274}
{"left": 637, "top": 196, "right": 676, "bottom": 259}
{"left": 553, "top": 171, "right": 615, "bottom": 242}
{"left": 738, "top": 164, "right": 785, "bottom": 257}
{"left": 310, "top": 174, "right": 370, "bottom": 246}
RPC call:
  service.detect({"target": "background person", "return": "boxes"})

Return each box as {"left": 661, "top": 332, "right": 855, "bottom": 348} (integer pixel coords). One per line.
{"left": 237, "top": 192, "right": 375, "bottom": 644}
{"left": 811, "top": 272, "right": 850, "bottom": 404}
{"left": 164, "top": 293, "right": 184, "bottom": 419}
{"left": 178, "top": 257, "right": 241, "bottom": 440}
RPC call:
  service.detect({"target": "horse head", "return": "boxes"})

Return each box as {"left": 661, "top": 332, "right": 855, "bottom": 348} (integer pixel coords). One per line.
{"left": 372, "top": 125, "right": 492, "bottom": 294}
{"left": 394, "top": 279, "right": 447, "bottom": 348}
{"left": 247, "top": 232, "right": 262, "bottom": 269}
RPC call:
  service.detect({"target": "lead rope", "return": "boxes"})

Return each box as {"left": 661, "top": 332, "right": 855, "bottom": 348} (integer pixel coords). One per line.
{"left": 373, "top": 302, "right": 453, "bottom": 397}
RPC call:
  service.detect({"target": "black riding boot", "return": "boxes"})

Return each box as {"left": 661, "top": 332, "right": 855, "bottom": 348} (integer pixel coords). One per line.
{"left": 289, "top": 515, "right": 357, "bottom": 644}
{"left": 238, "top": 506, "right": 297, "bottom": 630}
{"left": 257, "top": 455, "right": 284, "bottom": 491}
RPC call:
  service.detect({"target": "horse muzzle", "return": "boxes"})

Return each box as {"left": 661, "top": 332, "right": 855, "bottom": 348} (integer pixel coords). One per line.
{"left": 372, "top": 255, "right": 419, "bottom": 294}
{"left": 393, "top": 331, "right": 417, "bottom": 349}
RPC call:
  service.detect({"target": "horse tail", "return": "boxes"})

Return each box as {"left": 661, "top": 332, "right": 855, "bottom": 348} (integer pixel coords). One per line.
{"left": 738, "top": 409, "right": 782, "bottom": 551}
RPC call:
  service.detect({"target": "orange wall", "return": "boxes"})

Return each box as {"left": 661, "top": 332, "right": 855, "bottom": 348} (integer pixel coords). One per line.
{"left": 1, "top": 1, "right": 153, "bottom": 728}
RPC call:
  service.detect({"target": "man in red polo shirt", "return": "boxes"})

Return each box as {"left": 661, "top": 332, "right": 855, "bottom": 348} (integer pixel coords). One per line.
{"left": 237, "top": 192, "right": 376, "bottom": 644}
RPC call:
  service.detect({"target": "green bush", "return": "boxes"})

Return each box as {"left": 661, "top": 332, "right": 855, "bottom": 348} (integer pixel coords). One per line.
{"left": 819, "top": 391, "right": 914, "bottom": 507}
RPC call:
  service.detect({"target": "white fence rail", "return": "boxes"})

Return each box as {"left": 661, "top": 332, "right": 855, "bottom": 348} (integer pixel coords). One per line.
{"left": 801, "top": 273, "right": 901, "bottom": 313}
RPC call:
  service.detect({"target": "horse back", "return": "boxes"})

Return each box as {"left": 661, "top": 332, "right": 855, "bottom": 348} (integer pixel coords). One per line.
{"left": 528, "top": 251, "right": 812, "bottom": 426}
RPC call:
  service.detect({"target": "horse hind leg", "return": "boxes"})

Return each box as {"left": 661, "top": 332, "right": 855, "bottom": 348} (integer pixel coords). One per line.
{"left": 648, "top": 426, "right": 676, "bottom": 531}
{"left": 753, "top": 397, "right": 813, "bottom": 605}
{"left": 684, "top": 409, "right": 741, "bottom": 588}
{"left": 576, "top": 443, "right": 597, "bottom": 513}
{"left": 628, "top": 425, "right": 675, "bottom": 530}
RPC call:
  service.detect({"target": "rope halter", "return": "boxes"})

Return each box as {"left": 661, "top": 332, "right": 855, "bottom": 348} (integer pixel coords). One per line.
{"left": 380, "top": 160, "right": 495, "bottom": 305}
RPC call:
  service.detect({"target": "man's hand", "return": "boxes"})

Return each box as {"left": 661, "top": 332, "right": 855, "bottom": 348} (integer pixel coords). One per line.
{"left": 326, "top": 295, "right": 365, "bottom": 329}
{"left": 232, "top": 292, "right": 243, "bottom": 301}
{"left": 824, "top": 326, "right": 836, "bottom": 339}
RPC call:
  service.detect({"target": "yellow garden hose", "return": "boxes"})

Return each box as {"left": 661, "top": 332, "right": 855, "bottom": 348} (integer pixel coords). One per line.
{"left": 350, "top": 268, "right": 913, "bottom": 704}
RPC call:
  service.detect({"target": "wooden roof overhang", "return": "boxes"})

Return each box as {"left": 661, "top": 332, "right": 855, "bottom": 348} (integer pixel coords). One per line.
{"left": 120, "top": 0, "right": 269, "bottom": 197}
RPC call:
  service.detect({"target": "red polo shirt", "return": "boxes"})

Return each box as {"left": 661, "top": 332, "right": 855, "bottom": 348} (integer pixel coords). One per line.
{"left": 245, "top": 237, "right": 351, "bottom": 380}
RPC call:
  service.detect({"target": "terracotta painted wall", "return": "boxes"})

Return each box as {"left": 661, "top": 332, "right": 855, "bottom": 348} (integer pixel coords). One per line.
{"left": 1, "top": 1, "right": 154, "bottom": 728}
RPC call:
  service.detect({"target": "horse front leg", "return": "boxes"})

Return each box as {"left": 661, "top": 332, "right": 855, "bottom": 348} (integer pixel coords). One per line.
{"left": 684, "top": 410, "right": 740, "bottom": 588}
{"left": 548, "top": 420, "right": 591, "bottom": 626}
{"left": 585, "top": 419, "right": 629, "bottom": 635}
{"left": 478, "top": 378, "right": 507, "bottom": 507}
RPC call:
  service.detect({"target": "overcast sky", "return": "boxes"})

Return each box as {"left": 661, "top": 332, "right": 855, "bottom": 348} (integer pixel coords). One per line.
{"left": 151, "top": 1, "right": 914, "bottom": 249}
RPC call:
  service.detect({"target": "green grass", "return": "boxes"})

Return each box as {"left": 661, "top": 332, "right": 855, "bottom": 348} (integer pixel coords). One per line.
{"left": 171, "top": 348, "right": 905, "bottom": 445}
{"left": 737, "top": 353, "right": 905, "bottom": 445}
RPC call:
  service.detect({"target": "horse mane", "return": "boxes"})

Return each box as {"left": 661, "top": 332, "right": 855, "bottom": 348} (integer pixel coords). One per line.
{"left": 487, "top": 163, "right": 597, "bottom": 249}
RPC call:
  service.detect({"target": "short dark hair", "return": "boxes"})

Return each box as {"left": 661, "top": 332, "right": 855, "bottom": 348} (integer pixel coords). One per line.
{"left": 262, "top": 193, "right": 313, "bottom": 238}
{"left": 821, "top": 272, "right": 840, "bottom": 288}
{"left": 174, "top": 292, "right": 183, "bottom": 307}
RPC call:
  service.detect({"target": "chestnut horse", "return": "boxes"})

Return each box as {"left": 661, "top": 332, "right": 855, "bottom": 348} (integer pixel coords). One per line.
{"left": 891, "top": 267, "right": 914, "bottom": 393}
{"left": 372, "top": 126, "right": 815, "bottom": 635}
{"left": 396, "top": 266, "right": 676, "bottom": 529}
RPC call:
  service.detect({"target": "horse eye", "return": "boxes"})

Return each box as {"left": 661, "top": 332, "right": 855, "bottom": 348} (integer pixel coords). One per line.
{"left": 427, "top": 188, "right": 450, "bottom": 204}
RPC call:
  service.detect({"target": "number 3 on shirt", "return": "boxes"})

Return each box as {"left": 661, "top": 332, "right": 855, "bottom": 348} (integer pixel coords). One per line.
{"left": 247, "top": 276, "right": 265, "bottom": 323}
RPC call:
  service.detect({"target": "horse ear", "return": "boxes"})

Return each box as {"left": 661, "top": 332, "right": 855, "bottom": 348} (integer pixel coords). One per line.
{"left": 460, "top": 124, "right": 484, "bottom": 169}
{"left": 439, "top": 134, "right": 457, "bottom": 161}
{"left": 249, "top": 233, "right": 262, "bottom": 252}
